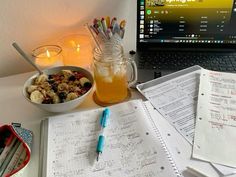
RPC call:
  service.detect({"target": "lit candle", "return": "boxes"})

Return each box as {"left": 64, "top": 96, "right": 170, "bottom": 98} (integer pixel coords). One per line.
{"left": 32, "top": 45, "right": 64, "bottom": 69}
{"left": 59, "top": 34, "right": 92, "bottom": 69}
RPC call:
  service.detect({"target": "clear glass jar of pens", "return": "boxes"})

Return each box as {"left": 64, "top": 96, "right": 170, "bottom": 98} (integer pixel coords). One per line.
{"left": 86, "top": 17, "right": 137, "bottom": 106}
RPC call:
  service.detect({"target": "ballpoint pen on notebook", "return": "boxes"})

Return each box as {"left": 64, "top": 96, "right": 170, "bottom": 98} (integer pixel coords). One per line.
{"left": 96, "top": 108, "right": 110, "bottom": 161}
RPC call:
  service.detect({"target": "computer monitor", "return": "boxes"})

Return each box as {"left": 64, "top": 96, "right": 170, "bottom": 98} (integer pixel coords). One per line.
{"left": 137, "top": 0, "right": 236, "bottom": 49}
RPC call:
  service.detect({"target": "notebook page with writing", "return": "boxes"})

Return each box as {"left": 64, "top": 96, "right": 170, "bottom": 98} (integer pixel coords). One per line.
{"left": 143, "top": 100, "right": 221, "bottom": 177}
{"left": 42, "top": 99, "right": 181, "bottom": 177}
{"left": 137, "top": 66, "right": 201, "bottom": 144}
{"left": 193, "top": 69, "right": 236, "bottom": 168}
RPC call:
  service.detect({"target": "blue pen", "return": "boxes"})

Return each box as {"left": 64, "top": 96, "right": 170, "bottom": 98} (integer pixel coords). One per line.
{"left": 96, "top": 108, "right": 110, "bottom": 161}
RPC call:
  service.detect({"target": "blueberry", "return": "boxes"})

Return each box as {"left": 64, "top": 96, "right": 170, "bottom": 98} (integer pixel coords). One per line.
{"left": 68, "top": 75, "right": 76, "bottom": 81}
{"left": 43, "top": 98, "right": 53, "bottom": 104}
{"left": 58, "top": 92, "right": 67, "bottom": 100}
{"left": 52, "top": 84, "right": 58, "bottom": 92}
{"left": 48, "top": 79, "right": 55, "bottom": 84}
{"left": 84, "top": 82, "right": 92, "bottom": 88}
{"left": 60, "top": 99, "right": 65, "bottom": 103}
{"left": 48, "top": 75, "right": 53, "bottom": 79}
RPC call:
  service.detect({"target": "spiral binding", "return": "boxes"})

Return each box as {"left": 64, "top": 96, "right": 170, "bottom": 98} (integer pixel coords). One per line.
{"left": 142, "top": 102, "right": 182, "bottom": 177}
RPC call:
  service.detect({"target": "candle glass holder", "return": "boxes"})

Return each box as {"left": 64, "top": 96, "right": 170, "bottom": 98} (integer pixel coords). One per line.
{"left": 58, "top": 34, "right": 93, "bottom": 69}
{"left": 32, "top": 45, "right": 64, "bottom": 69}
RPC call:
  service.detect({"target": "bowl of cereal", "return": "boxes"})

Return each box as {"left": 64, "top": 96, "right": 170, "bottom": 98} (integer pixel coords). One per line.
{"left": 23, "top": 66, "right": 94, "bottom": 112}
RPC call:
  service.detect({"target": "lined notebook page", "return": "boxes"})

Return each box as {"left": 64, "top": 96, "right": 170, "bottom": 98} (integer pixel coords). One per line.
{"left": 45, "top": 99, "right": 180, "bottom": 177}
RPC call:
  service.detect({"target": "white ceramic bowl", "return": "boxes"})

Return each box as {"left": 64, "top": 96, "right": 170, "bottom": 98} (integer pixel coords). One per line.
{"left": 23, "top": 66, "right": 94, "bottom": 112}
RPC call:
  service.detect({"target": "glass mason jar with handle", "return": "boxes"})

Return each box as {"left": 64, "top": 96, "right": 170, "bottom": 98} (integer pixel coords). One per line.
{"left": 93, "top": 43, "right": 137, "bottom": 105}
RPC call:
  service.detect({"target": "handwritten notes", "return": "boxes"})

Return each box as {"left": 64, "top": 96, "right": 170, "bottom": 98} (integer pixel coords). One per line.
{"left": 141, "top": 70, "right": 201, "bottom": 143}
{"left": 138, "top": 66, "right": 236, "bottom": 174}
{"left": 45, "top": 100, "right": 179, "bottom": 177}
{"left": 193, "top": 69, "right": 236, "bottom": 168}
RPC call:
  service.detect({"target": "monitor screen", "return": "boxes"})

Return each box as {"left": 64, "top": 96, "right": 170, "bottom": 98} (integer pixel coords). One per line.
{"left": 138, "top": 0, "right": 236, "bottom": 45}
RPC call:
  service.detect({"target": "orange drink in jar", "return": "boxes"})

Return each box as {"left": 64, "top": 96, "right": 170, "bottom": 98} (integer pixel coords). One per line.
{"left": 93, "top": 46, "right": 137, "bottom": 105}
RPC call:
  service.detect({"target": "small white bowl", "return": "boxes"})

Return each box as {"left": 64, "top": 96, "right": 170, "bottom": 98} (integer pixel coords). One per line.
{"left": 23, "top": 66, "right": 94, "bottom": 112}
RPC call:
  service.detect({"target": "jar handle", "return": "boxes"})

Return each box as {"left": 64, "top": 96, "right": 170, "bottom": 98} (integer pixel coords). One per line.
{"left": 127, "top": 59, "right": 138, "bottom": 87}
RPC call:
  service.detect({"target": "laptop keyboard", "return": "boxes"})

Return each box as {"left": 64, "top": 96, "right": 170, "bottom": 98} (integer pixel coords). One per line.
{"left": 138, "top": 51, "right": 236, "bottom": 72}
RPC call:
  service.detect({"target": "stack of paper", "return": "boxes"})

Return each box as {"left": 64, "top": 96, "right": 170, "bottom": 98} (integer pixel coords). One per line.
{"left": 137, "top": 65, "right": 236, "bottom": 176}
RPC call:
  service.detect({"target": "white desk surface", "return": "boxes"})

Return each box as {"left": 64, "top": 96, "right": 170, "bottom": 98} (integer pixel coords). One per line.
{"left": 0, "top": 71, "right": 143, "bottom": 177}
{"left": 1, "top": 71, "right": 234, "bottom": 177}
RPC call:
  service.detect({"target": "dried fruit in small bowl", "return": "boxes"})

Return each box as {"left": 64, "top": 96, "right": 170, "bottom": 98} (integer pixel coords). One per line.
{"left": 26, "top": 70, "right": 92, "bottom": 104}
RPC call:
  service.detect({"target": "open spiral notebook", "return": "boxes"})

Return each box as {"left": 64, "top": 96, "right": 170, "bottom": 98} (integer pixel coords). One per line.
{"left": 39, "top": 99, "right": 182, "bottom": 177}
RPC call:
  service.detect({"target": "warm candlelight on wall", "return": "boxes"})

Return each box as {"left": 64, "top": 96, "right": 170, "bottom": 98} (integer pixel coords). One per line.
{"left": 32, "top": 45, "right": 63, "bottom": 69}
{"left": 59, "top": 34, "right": 92, "bottom": 69}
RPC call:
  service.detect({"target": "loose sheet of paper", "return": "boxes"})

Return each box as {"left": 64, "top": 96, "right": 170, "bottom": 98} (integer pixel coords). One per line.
{"left": 46, "top": 100, "right": 179, "bottom": 177}
{"left": 141, "top": 70, "right": 201, "bottom": 143}
{"left": 193, "top": 69, "right": 236, "bottom": 168}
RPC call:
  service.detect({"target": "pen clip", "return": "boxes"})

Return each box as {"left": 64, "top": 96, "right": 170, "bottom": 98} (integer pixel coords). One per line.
{"left": 100, "top": 108, "right": 110, "bottom": 128}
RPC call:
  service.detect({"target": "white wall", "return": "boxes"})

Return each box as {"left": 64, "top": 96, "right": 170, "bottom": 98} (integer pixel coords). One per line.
{"left": 0, "top": 0, "right": 137, "bottom": 77}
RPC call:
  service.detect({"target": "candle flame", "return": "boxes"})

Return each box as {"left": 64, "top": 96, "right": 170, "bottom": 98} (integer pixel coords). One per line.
{"left": 76, "top": 44, "right": 80, "bottom": 52}
{"left": 46, "top": 50, "right": 51, "bottom": 58}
